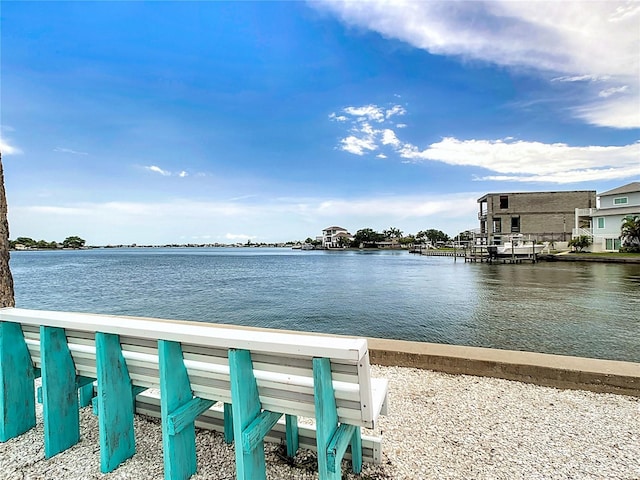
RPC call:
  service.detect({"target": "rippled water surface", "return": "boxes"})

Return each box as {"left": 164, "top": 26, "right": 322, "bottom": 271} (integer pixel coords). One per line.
{"left": 10, "top": 248, "right": 640, "bottom": 362}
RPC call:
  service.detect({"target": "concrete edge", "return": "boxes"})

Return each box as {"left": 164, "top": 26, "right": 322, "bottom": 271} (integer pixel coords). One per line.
{"left": 367, "top": 338, "right": 640, "bottom": 397}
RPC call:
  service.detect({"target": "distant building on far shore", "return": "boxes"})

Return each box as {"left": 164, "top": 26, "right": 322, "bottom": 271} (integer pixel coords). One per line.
{"left": 322, "top": 226, "right": 353, "bottom": 248}
{"left": 477, "top": 190, "right": 596, "bottom": 246}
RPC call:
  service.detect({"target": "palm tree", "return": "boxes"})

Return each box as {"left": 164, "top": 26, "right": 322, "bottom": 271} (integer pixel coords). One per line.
{"left": 0, "top": 152, "right": 15, "bottom": 307}
{"left": 621, "top": 215, "right": 640, "bottom": 247}
{"left": 383, "top": 227, "right": 403, "bottom": 241}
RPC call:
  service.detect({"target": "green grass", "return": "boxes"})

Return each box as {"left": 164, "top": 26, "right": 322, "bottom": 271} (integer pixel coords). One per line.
{"left": 567, "top": 251, "right": 640, "bottom": 258}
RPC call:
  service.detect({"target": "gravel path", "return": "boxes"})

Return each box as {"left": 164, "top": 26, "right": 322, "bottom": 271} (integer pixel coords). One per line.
{"left": 1, "top": 365, "right": 638, "bottom": 479}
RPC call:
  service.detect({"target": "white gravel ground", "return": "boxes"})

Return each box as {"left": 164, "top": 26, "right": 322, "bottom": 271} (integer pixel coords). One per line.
{"left": 1, "top": 365, "right": 638, "bottom": 479}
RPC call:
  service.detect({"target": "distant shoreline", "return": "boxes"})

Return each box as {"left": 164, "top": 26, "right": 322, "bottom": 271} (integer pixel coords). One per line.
{"left": 10, "top": 245, "right": 640, "bottom": 263}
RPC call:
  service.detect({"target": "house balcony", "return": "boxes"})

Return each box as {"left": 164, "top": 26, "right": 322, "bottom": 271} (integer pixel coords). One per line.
{"left": 478, "top": 212, "right": 487, "bottom": 220}
{"left": 575, "top": 208, "right": 596, "bottom": 217}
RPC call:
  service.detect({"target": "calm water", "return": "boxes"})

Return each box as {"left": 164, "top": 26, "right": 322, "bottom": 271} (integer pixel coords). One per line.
{"left": 9, "top": 248, "right": 640, "bottom": 363}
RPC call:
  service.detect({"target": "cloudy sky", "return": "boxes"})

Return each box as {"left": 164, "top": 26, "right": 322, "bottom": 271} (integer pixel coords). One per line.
{"left": 2, "top": 1, "right": 638, "bottom": 245}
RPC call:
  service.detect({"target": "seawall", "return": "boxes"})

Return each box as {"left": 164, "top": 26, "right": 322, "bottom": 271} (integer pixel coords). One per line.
{"left": 368, "top": 338, "right": 640, "bottom": 397}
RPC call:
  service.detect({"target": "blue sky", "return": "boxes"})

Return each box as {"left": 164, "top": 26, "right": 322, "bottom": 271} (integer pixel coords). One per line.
{"left": 1, "top": 1, "right": 639, "bottom": 245}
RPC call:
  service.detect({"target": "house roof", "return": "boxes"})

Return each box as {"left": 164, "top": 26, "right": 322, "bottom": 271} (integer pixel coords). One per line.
{"left": 599, "top": 182, "right": 640, "bottom": 197}
{"left": 322, "top": 226, "right": 347, "bottom": 231}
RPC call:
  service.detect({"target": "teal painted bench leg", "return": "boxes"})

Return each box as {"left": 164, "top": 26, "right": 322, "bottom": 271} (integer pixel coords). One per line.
{"left": 96, "top": 332, "right": 136, "bottom": 473}
{"left": 286, "top": 414, "right": 299, "bottom": 458}
{"left": 0, "top": 321, "right": 35, "bottom": 442}
{"left": 38, "top": 377, "right": 94, "bottom": 408}
{"left": 79, "top": 381, "right": 94, "bottom": 407}
{"left": 350, "top": 425, "right": 363, "bottom": 473}
{"left": 313, "top": 357, "right": 363, "bottom": 479}
{"left": 92, "top": 385, "right": 147, "bottom": 417}
{"left": 224, "top": 402, "right": 234, "bottom": 444}
{"left": 40, "top": 326, "right": 80, "bottom": 458}
{"left": 159, "top": 340, "right": 214, "bottom": 480}
{"left": 229, "top": 348, "right": 283, "bottom": 480}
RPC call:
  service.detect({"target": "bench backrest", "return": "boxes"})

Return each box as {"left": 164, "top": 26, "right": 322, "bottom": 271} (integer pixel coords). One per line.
{"left": 2, "top": 308, "right": 384, "bottom": 429}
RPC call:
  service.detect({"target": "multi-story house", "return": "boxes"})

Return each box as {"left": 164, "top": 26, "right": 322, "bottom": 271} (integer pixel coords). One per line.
{"left": 321, "top": 226, "right": 352, "bottom": 248}
{"left": 477, "top": 190, "right": 596, "bottom": 245}
{"left": 573, "top": 182, "right": 640, "bottom": 251}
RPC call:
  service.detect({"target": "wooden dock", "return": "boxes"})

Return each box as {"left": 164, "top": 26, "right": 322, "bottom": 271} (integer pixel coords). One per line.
{"left": 464, "top": 246, "right": 538, "bottom": 264}
{"left": 410, "top": 246, "right": 539, "bottom": 263}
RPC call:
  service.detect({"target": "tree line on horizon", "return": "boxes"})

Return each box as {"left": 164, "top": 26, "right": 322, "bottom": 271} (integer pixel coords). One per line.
{"left": 306, "top": 227, "right": 474, "bottom": 248}
{"left": 10, "top": 235, "right": 87, "bottom": 250}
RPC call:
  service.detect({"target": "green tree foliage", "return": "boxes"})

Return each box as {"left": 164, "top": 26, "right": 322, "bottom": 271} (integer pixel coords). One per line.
{"left": 416, "top": 229, "right": 450, "bottom": 245}
{"left": 62, "top": 235, "right": 86, "bottom": 249}
{"left": 352, "top": 228, "right": 385, "bottom": 248}
{"left": 15, "top": 236, "right": 37, "bottom": 247}
{"left": 382, "top": 227, "right": 403, "bottom": 240}
{"left": 398, "top": 235, "right": 415, "bottom": 246}
{"left": 336, "top": 235, "right": 351, "bottom": 248}
{"left": 621, "top": 215, "right": 640, "bottom": 249}
{"left": 568, "top": 235, "right": 592, "bottom": 252}
{"left": 36, "top": 239, "right": 58, "bottom": 249}
{"left": 304, "top": 237, "right": 322, "bottom": 247}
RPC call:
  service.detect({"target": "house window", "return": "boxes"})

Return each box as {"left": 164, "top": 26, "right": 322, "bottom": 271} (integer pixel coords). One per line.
{"left": 614, "top": 197, "right": 628, "bottom": 205}
{"left": 597, "top": 217, "right": 605, "bottom": 229}
{"left": 499, "top": 196, "right": 508, "bottom": 209}
{"left": 492, "top": 218, "right": 502, "bottom": 233}
{"left": 606, "top": 238, "right": 621, "bottom": 250}
{"left": 511, "top": 216, "right": 520, "bottom": 233}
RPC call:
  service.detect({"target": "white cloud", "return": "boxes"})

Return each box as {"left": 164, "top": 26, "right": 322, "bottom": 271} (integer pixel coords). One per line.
{"left": 343, "top": 105, "right": 385, "bottom": 122}
{"left": 331, "top": 101, "right": 640, "bottom": 183}
{"left": 0, "top": 138, "right": 23, "bottom": 155}
{"left": 340, "top": 135, "right": 377, "bottom": 155}
{"left": 329, "top": 113, "right": 348, "bottom": 122}
{"left": 315, "top": 1, "right": 640, "bottom": 129}
{"left": 54, "top": 147, "right": 88, "bottom": 155}
{"left": 146, "top": 165, "right": 171, "bottom": 176}
{"left": 575, "top": 96, "right": 640, "bottom": 130}
{"left": 385, "top": 105, "right": 406, "bottom": 119}
{"left": 331, "top": 103, "right": 408, "bottom": 155}
{"left": 598, "top": 86, "right": 629, "bottom": 98}
{"left": 551, "top": 75, "right": 609, "bottom": 83}
{"left": 145, "top": 165, "right": 191, "bottom": 177}
{"left": 381, "top": 129, "right": 401, "bottom": 147}
{"left": 400, "top": 137, "right": 640, "bottom": 184}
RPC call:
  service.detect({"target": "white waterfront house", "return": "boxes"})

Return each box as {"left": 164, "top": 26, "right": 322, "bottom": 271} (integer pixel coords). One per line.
{"left": 322, "top": 226, "right": 352, "bottom": 248}
{"left": 573, "top": 182, "right": 640, "bottom": 251}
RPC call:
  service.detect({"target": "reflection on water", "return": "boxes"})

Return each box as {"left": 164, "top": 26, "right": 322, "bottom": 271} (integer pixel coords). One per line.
{"left": 10, "top": 248, "right": 640, "bottom": 362}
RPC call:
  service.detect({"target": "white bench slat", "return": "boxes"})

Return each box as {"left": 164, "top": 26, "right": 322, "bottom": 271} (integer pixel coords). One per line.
{"left": 4, "top": 308, "right": 367, "bottom": 361}
{"left": 4, "top": 308, "right": 388, "bottom": 429}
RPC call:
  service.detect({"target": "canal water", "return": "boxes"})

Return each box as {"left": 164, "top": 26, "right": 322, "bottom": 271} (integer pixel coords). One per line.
{"left": 9, "top": 248, "right": 640, "bottom": 363}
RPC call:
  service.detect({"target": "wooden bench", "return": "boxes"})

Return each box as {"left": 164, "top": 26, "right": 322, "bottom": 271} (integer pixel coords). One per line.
{"left": 0, "top": 307, "right": 388, "bottom": 480}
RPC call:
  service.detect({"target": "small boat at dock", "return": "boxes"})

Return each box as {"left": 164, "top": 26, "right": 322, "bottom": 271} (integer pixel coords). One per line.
{"left": 487, "top": 235, "right": 545, "bottom": 257}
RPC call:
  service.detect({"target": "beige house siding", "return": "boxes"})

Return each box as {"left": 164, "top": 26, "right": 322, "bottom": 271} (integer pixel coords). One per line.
{"left": 478, "top": 190, "right": 596, "bottom": 245}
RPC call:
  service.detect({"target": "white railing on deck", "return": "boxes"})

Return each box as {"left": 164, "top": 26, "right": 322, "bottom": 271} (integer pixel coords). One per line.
{"left": 575, "top": 208, "right": 596, "bottom": 217}
{"left": 572, "top": 228, "right": 593, "bottom": 238}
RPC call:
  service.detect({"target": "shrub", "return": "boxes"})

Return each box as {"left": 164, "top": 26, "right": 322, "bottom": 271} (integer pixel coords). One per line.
{"left": 568, "top": 235, "right": 592, "bottom": 252}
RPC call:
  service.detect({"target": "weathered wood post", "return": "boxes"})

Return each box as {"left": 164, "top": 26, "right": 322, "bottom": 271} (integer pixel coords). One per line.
{"left": 0, "top": 153, "right": 34, "bottom": 443}
{"left": 0, "top": 153, "right": 14, "bottom": 307}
